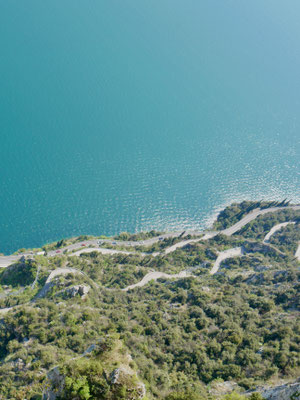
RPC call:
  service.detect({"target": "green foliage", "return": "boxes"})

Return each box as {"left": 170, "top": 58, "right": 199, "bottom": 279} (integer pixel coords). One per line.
{"left": 239, "top": 209, "right": 300, "bottom": 244}
{"left": 213, "top": 201, "right": 267, "bottom": 230}
{"left": 213, "top": 200, "right": 292, "bottom": 230}
{"left": 220, "top": 393, "right": 264, "bottom": 400}
{"left": 57, "top": 355, "right": 142, "bottom": 400}
{"left": 164, "top": 390, "right": 206, "bottom": 400}
{"left": 0, "top": 201, "right": 299, "bottom": 399}
{"left": 56, "top": 239, "right": 66, "bottom": 248}
{"left": 114, "top": 230, "right": 164, "bottom": 241}
{"left": 249, "top": 394, "right": 265, "bottom": 400}
{"left": 223, "top": 393, "right": 246, "bottom": 400}
{"left": 0, "top": 258, "right": 37, "bottom": 287}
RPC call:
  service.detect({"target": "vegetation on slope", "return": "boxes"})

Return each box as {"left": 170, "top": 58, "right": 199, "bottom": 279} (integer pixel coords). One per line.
{"left": 0, "top": 258, "right": 38, "bottom": 287}
{"left": 0, "top": 202, "right": 299, "bottom": 399}
{"left": 213, "top": 200, "right": 292, "bottom": 230}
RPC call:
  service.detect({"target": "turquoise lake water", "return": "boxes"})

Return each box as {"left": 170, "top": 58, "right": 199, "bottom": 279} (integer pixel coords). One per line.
{"left": 1, "top": 1, "right": 300, "bottom": 254}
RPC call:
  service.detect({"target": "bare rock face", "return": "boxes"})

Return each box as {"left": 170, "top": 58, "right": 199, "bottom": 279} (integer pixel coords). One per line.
{"left": 209, "top": 380, "right": 240, "bottom": 397}
{"left": 109, "top": 368, "right": 146, "bottom": 399}
{"left": 258, "top": 380, "right": 300, "bottom": 400}
{"left": 109, "top": 367, "right": 128, "bottom": 384}
{"left": 43, "top": 367, "right": 64, "bottom": 400}
{"left": 43, "top": 365, "right": 146, "bottom": 400}
{"left": 133, "top": 382, "right": 146, "bottom": 400}
{"left": 65, "top": 284, "right": 90, "bottom": 298}
{"left": 14, "top": 358, "right": 25, "bottom": 371}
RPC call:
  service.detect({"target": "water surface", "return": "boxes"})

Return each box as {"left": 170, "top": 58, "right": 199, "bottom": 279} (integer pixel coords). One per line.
{"left": 0, "top": 1, "right": 299, "bottom": 254}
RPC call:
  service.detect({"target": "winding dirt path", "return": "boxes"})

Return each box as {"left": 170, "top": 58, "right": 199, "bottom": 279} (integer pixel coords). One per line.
{"left": 35, "top": 268, "right": 83, "bottom": 299}
{"left": 295, "top": 243, "right": 300, "bottom": 261}
{"left": 263, "top": 222, "right": 296, "bottom": 243}
{"left": 209, "top": 247, "right": 244, "bottom": 275}
{"left": 1, "top": 234, "right": 297, "bottom": 306}
{"left": 221, "top": 205, "right": 299, "bottom": 236}
{"left": 71, "top": 247, "right": 133, "bottom": 257}
{"left": 1, "top": 205, "right": 299, "bottom": 309}
{"left": 163, "top": 206, "right": 300, "bottom": 256}
{"left": 122, "top": 270, "right": 192, "bottom": 292}
{"left": 1, "top": 205, "right": 299, "bottom": 268}
{"left": 0, "top": 255, "right": 20, "bottom": 268}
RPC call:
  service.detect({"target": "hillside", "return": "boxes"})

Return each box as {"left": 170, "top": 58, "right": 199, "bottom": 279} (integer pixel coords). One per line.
{"left": 0, "top": 202, "right": 299, "bottom": 400}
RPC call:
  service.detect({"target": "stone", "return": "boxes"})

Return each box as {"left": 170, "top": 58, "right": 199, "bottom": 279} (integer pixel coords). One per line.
{"left": 65, "top": 284, "right": 90, "bottom": 298}
{"left": 259, "top": 380, "right": 300, "bottom": 400}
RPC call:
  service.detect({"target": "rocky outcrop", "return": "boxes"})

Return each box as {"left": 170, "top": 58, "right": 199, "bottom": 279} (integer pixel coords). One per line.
{"left": 209, "top": 380, "right": 240, "bottom": 397}
{"left": 247, "top": 380, "right": 300, "bottom": 400}
{"left": 48, "top": 284, "right": 90, "bottom": 300}
{"left": 43, "top": 367, "right": 65, "bottom": 400}
{"left": 109, "top": 368, "right": 146, "bottom": 399}
{"left": 258, "top": 380, "right": 300, "bottom": 400}
{"left": 64, "top": 284, "right": 90, "bottom": 298}
{"left": 43, "top": 365, "right": 146, "bottom": 400}
{"left": 35, "top": 268, "right": 84, "bottom": 299}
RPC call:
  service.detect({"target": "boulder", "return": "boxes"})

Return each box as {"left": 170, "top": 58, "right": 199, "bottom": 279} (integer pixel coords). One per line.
{"left": 259, "top": 380, "right": 300, "bottom": 400}
{"left": 109, "top": 367, "right": 146, "bottom": 399}
{"left": 43, "top": 367, "right": 64, "bottom": 400}
{"left": 65, "top": 284, "right": 90, "bottom": 298}
{"left": 209, "top": 380, "right": 240, "bottom": 397}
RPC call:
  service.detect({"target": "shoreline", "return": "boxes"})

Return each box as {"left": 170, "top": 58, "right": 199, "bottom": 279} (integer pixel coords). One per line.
{"left": 1, "top": 203, "right": 299, "bottom": 268}
{"left": 2, "top": 200, "right": 299, "bottom": 257}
